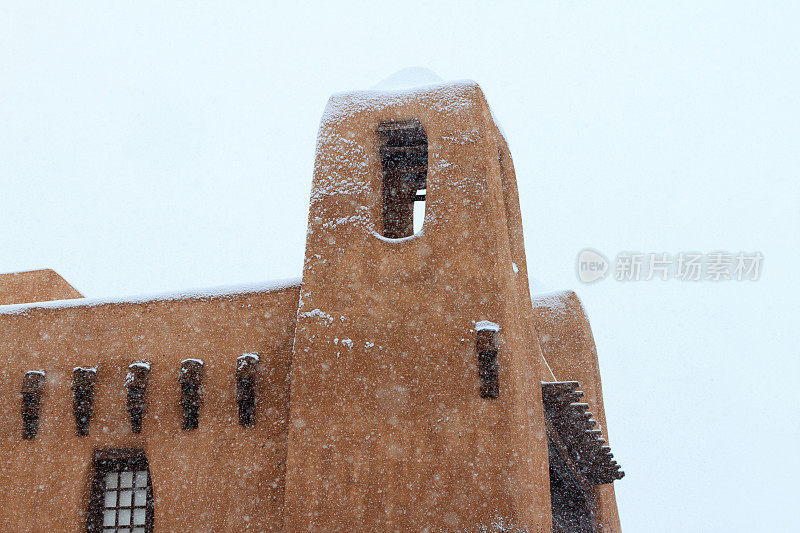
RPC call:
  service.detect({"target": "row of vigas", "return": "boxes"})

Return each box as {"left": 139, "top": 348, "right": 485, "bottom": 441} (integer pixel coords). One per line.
{"left": 18, "top": 353, "right": 260, "bottom": 439}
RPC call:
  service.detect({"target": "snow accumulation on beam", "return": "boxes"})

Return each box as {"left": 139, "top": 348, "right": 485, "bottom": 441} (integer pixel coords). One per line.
{"left": 475, "top": 320, "right": 500, "bottom": 332}
{"left": 0, "top": 277, "right": 302, "bottom": 316}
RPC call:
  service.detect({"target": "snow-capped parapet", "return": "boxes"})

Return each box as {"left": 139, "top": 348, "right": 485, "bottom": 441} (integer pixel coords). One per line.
{"left": 321, "top": 79, "right": 485, "bottom": 136}
{"left": 129, "top": 361, "right": 151, "bottom": 371}
{"left": 475, "top": 320, "right": 500, "bottom": 332}
{"left": 0, "top": 277, "right": 302, "bottom": 316}
{"left": 532, "top": 290, "right": 584, "bottom": 321}
{"left": 306, "top": 77, "right": 502, "bottom": 248}
{"left": 73, "top": 366, "right": 97, "bottom": 373}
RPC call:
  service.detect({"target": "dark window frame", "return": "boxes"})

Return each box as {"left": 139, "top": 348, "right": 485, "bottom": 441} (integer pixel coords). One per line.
{"left": 86, "top": 448, "right": 155, "bottom": 533}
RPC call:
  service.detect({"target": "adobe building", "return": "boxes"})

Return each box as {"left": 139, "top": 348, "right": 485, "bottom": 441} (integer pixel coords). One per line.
{"left": 0, "top": 80, "right": 623, "bottom": 532}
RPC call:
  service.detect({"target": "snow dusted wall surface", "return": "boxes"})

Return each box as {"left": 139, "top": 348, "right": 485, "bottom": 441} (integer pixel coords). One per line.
{"left": 0, "top": 268, "right": 82, "bottom": 305}
{"left": 0, "top": 80, "right": 624, "bottom": 532}
{"left": 0, "top": 282, "right": 300, "bottom": 531}
{"left": 284, "top": 80, "right": 573, "bottom": 531}
{"left": 532, "top": 290, "right": 622, "bottom": 532}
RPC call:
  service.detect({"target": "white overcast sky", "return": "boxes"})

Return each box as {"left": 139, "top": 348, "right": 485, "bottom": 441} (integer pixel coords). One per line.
{"left": 1, "top": 2, "right": 798, "bottom": 531}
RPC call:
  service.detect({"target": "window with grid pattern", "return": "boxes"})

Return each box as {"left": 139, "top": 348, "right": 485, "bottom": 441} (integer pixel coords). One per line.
{"left": 87, "top": 449, "right": 154, "bottom": 533}
{"left": 102, "top": 469, "right": 149, "bottom": 532}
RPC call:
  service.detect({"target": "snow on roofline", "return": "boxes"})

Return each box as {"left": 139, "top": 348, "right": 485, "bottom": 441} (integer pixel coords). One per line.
{"left": 0, "top": 276, "right": 302, "bottom": 316}
{"left": 325, "top": 77, "right": 509, "bottom": 148}
{"left": 330, "top": 78, "right": 479, "bottom": 100}
{"left": 531, "top": 289, "right": 586, "bottom": 318}
{"left": 322, "top": 79, "right": 486, "bottom": 129}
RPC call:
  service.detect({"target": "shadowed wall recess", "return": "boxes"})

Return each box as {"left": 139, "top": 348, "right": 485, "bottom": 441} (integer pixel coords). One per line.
{"left": 378, "top": 120, "right": 428, "bottom": 238}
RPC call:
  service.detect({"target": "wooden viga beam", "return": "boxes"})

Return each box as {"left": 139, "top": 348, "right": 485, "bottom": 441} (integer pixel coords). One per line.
{"left": 126, "top": 362, "right": 151, "bottom": 433}
{"left": 540, "top": 381, "right": 625, "bottom": 485}
{"left": 541, "top": 381, "right": 583, "bottom": 407}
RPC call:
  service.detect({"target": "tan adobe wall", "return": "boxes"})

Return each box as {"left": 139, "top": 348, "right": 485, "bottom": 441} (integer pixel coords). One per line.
{"left": 284, "top": 81, "right": 559, "bottom": 531}
{"left": 0, "top": 80, "right": 623, "bottom": 533}
{"left": 532, "top": 291, "right": 622, "bottom": 533}
{"left": 0, "top": 281, "right": 300, "bottom": 532}
{"left": 0, "top": 269, "right": 83, "bottom": 304}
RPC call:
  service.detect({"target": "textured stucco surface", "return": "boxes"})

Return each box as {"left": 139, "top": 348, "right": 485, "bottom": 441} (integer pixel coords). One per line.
{"left": 0, "top": 284, "right": 299, "bottom": 532}
{"left": 532, "top": 290, "right": 622, "bottom": 532}
{"left": 0, "top": 81, "right": 622, "bottom": 532}
{"left": 0, "top": 268, "right": 82, "bottom": 304}
{"left": 284, "top": 81, "right": 558, "bottom": 532}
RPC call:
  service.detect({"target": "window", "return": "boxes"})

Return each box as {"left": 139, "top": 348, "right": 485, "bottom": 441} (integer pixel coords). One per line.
{"left": 378, "top": 120, "right": 428, "bottom": 238}
{"left": 87, "top": 449, "right": 154, "bottom": 533}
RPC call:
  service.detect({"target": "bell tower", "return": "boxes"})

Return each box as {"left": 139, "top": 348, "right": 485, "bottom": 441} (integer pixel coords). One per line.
{"left": 283, "top": 81, "right": 558, "bottom": 531}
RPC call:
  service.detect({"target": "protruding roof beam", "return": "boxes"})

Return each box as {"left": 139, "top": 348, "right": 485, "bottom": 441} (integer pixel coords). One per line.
{"left": 541, "top": 381, "right": 625, "bottom": 484}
